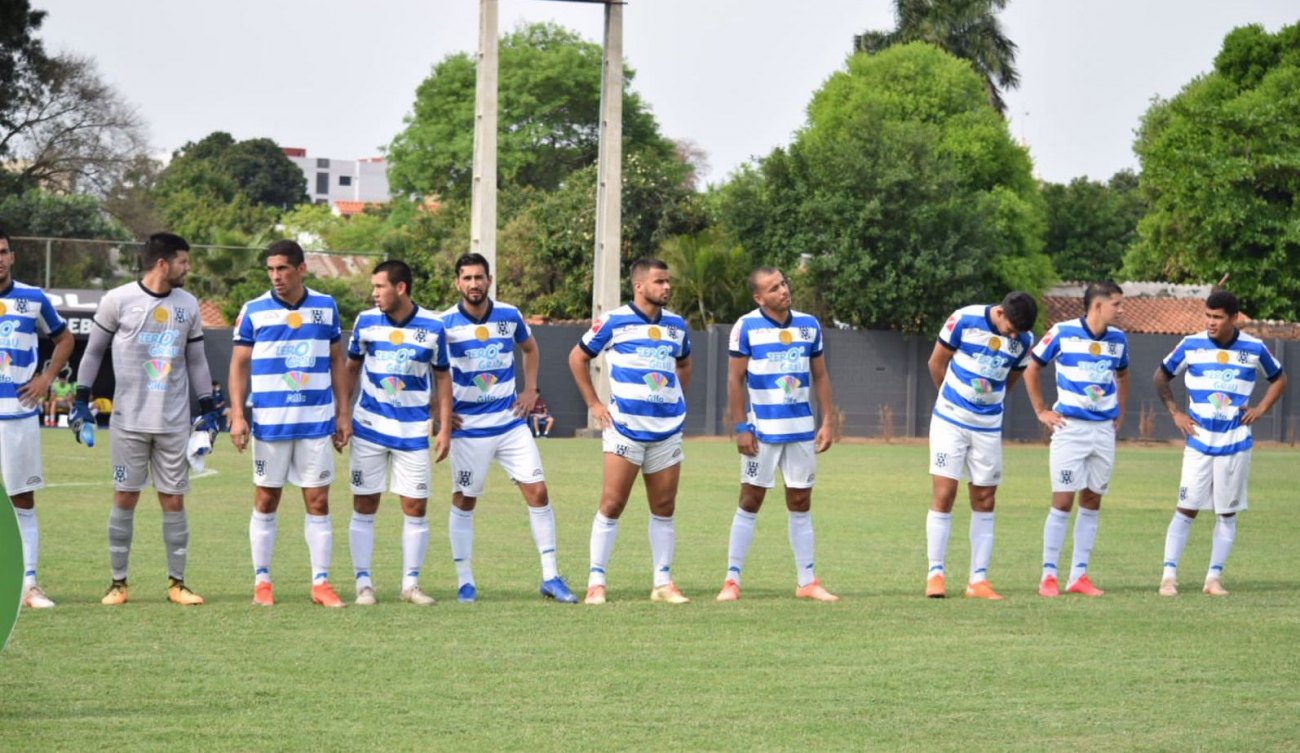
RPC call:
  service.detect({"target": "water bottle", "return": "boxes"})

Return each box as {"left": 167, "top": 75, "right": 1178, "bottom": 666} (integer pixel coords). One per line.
{"left": 79, "top": 421, "right": 95, "bottom": 447}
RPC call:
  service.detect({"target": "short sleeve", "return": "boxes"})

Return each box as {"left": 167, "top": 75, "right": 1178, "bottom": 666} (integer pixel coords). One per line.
{"left": 233, "top": 303, "right": 255, "bottom": 344}
{"left": 579, "top": 315, "right": 612, "bottom": 356}
{"left": 937, "top": 310, "right": 963, "bottom": 350}
{"left": 1030, "top": 324, "right": 1061, "bottom": 365}
{"left": 37, "top": 293, "right": 66, "bottom": 337}
{"left": 514, "top": 309, "right": 532, "bottom": 344}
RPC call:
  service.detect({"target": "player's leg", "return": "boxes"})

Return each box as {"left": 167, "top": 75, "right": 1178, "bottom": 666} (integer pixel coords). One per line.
{"left": 4, "top": 419, "right": 53, "bottom": 607}
{"left": 584, "top": 429, "right": 644, "bottom": 604}
{"left": 780, "top": 441, "right": 836, "bottom": 602}
{"left": 1042, "top": 422, "right": 1084, "bottom": 596}
{"left": 1161, "top": 447, "right": 1210, "bottom": 596}
{"left": 249, "top": 439, "right": 290, "bottom": 604}
{"left": 496, "top": 425, "right": 572, "bottom": 601}
{"left": 289, "top": 437, "right": 341, "bottom": 607}
{"left": 348, "top": 437, "right": 387, "bottom": 605}
{"left": 449, "top": 435, "right": 494, "bottom": 603}
{"left": 643, "top": 434, "right": 688, "bottom": 603}
{"left": 1205, "top": 451, "right": 1250, "bottom": 596}
{"left": 722, "top": 441, "right": 775, "bottom": 600}
{"left": 151, "top": 429, "right": 203, "bottom": 605}
{"left": 391, "top": 445, "right": 433, "bottom": 605}
{"left": 963, "top": 429, "right": 1003, "bottom": 600}
{"left": 1066, "top": 421, "right": 1114, "bottom": 596}
{"left": 101, "top": 426, "right": 153, "bottom": 605}
{"left": 926, "top": 417, "right": 968, "bottom": 597}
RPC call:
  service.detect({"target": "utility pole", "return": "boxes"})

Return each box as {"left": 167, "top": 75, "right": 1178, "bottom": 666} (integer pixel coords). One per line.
{"left": 470, "top": 0, "right": 500, "bottom": 297}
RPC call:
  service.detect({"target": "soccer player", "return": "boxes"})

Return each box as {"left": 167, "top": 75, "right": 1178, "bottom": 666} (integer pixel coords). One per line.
{"left": 441, "top": 253, "right": 577, "bottom": 604}
{"left": 228, "top": 240, "right": 350, "bottom": 608}
{"left": 717, "top": 267, "right": 838, "bottom": 603}
{"left": 1154, "top": 290, "right": 1285, "bottom": 597}
{"left": 568, "top": 258, "right": 693, "bottom": 605}
{"left": 1025, "top": 282, "right": 1129, "bottom": 598}
{"left": 0, "top": 227, "right": 74, "bottom": 608}
{"left": 344, "top": 260, "right": 451, "bottom": 606}
{"left": 924, "top": 291, "right": 1037, "bottom": 600}
{"left": 72, "top": 232, "right": 220, "bottom": 606}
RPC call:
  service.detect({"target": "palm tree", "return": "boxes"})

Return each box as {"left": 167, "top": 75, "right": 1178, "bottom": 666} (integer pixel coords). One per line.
{"left": 659, "top": 229, "right": 753, "bottom": 330}
{"left": 854, "top": 0, "right": 1020, "bottom": 117}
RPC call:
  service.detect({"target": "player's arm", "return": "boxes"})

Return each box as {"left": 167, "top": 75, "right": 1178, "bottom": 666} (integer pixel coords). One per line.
{"left": 432, "top": 367, "right": 452, "bottom": 462}
{"left": 1242, "top": 370, "right": 1286, "bottom": 426}
{"left": 329, "top": 340, "right": 352, "bottom": 449}
{"left": 810, "top": 354, "right": 834, "bottom": 453}
{"left": 20, "top": 327, "right": 72, "bottom": 407}
{"left": 227, "top": 345, "right": 253, "bottom": 451}
{"left": 1024, "top": 359, "right": 1063, "bottom": 429}
{"left": 1114, "top": 368, "right": 1130, "bottom": 432}
{"left": 927, "top": 341, "right": 953, "bottom": 391}
{"left": 727, "top": 355, "right": 756, "bottom": 456}
{"left": 513, "top": 336, "right": 540, "bottom": 416}
{"left": 1005, "top": 366, "right": 1026, "bottom": 392}
{"left": 568, "top": 344, "right": 610, "bottom": 428}
{"left": 675, "top": 352, "right": 693, "bottom": 394}
{"left": 1153, "top": 364, "right": 1196, "bottom": 436}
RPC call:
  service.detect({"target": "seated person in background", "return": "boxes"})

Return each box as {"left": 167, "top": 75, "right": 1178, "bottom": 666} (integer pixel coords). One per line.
{"left": 45, "top": 374, "right": 75, "bottom": 427}
{"left": 528, "top": 392, "right": 554, "bottom": 438}
{"left": 209, "top": 380, "right": 230, "bottom": 431}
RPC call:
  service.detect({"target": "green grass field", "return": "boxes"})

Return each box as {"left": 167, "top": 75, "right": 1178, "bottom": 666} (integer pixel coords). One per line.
{"left": 2, "top": 431, "right": 1298, "bottom": 752}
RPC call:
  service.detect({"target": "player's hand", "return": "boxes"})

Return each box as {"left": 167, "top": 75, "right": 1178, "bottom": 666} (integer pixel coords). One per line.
{"left": 333, "top": 421, "right": 352, "bottom": 453}
{"left": 1240, "top": 405, "right": 1267, "bottom": 425}
{"left": 449, "top": 413, "right": 464, "bottom": 430}
{"left": 588, "top": 403, "right": 612, "bottom": 429}
{"left": 813, "top": 425, "right": 833, "bottom": 454}
{"left": 68, "top": 399, "right": 94, "bottom": 444}
{"left": 512, "top": 390, "right": 537, "bottom": 418}
{"left": 736, "top": 428, "right": 758, "bottom": 456}
{"left": 1172, "top": 411, "right": 1198, "bottom": 437}
{"left": 1036, "top": 409, "right": 1066, "bottom": 429}
{"left": 229, "top": 416, "right": 251, "bottom": 453}
{"left": 18, "top": 374, "right": 53, "bottom": 408}
{"left": 433, "top": 431, "right": 450, "bottom": 463}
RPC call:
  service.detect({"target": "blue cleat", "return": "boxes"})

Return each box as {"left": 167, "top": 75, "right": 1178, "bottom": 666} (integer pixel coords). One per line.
{"left": 539, "top": 576, "right": 578, "bottom": 604}
{"left": 457, "top": 583, "right": 477, "bottom": 603}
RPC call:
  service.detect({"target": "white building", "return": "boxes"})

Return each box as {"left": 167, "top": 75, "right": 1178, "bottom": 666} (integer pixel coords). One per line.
{"left": 283, "top": 147, "right": 390, "bottom": 208}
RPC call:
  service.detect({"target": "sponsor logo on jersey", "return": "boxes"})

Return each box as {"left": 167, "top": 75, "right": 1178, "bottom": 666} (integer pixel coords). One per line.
{"left": 473, "top": 373, "right": 498, "bottom": 392}
{"left": 143, "top": 359, "right": 172, "bottom": 391}
{"left": 779, "top": 330, "right": 793, "bottom": 345}
{"left": 388, "top": 330, "right": 404, "bottom": 345}
{"left": 286, "top": 312, "right": 303, "bottom": 329}
{"left": 381, "top": 376, "right": 405, "bottom": 398}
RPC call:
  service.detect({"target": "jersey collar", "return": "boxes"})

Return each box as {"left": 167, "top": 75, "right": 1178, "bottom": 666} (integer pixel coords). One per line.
{"left": 759, "top": 307, "right": 793, "bottom": 328}
{"left": 0, "top": 281, "right": 13, "bottom": 298}
{"left": 628, "top": 301, "right": 662, "bottom": 324}
{"left": 457, "top": 299, "right": 495, "bottom": 324}
{"left": 1078, "top": 317, "right": 1104, "bottom": 340}
{"left": 385, "top": 304, "right": 420, "bottom": 329}
{"left": 271, "top": 288, "right": 308, "bottom": 309}
{"left": 1211, "top": 328, "right": 1241, "bottom": 349}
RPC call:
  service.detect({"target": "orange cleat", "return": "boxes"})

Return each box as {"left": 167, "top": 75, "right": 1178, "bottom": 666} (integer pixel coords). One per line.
{"left": 1202, "top": 578, "right": 1230, "bottom": 597}
{"left": 167, "top": 578, "right": 205, "bottom": 606}
{"left": 1038, "top": 575, "right": 1060, "bottom": 598}
{"left": 584, "top": 585, "right": 606, "bottom": 605}
{"left": 252, "top": 581, "right": 274, "bottom": 606}
{"left": 925, "top": 572, "right": 946, "bottom": 599}
{"left": 795, "top": 579, "right": 840, "bottom": 603}
{"left": 310, "top": 581, "right": 345, "bottom": 608}
{"left": 716, "top": 579, "right": 741, "bottom": 602}
{"left": 101, "top": 579, "right": 128, "bottom": 606}
{"left": 963, "top": 580, "right": 1004, "bottom": 601}
{"left": 649, "top": 582, "right": 690, "bottom": 604}
{"left": 1066, "top": 575, "right": 1104, "bottom": 597}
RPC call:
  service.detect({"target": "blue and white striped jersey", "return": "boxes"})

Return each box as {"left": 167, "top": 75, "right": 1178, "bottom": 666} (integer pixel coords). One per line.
{"left": 0, "top": 281, "right": 67, "bottom": 420}
{"left": 579, "top": 303, "right": 691, "bottom": 443}
{"left": 441, "top": 300, "right": 530, "bottom": 439}
{"left": 933, "top": 305, "right": 1033, "bottom": 432}
{"left": 1161, "top": 330, "right": 1283, "bottom": 456}
{"left": 347, "top": 305, "right": 448, "bottom": 451}
{"left": 1031, "top": 317, "right": 1128, "bottom": 422}
{"left": 729, "top": 307, "right": 822, "bottom": 443}
{"left": 233, "top": 288, "right": 341, "bottom": 441}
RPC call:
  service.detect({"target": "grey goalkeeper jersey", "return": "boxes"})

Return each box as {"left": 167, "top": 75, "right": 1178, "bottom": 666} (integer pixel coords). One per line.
{"left": 93, "top": 282, "right": 205, "bottom": 433}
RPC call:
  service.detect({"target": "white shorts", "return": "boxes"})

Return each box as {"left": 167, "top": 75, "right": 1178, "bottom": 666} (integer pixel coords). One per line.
{"left": 349, "top": 436, "right": 430, "bottom": 499}
{"left": 451, "top": 424, "right": 545, "bottom": 497}
{"left": 110, "top": 425, "right": 190, "bottom": 494}
{"left": 1178, "top": 447, "right": 1250, "bottom": 514}
{"left": 602, "top": 427, "right": 684, "bottom": 476}
{"left": 1048, "top": 420, "right": 1115, "bottom": 494}
{"left": 252, "top": 435, "right": 335, "bottom": 489}
{"left": 740, "top": 439, "right": 816, "bottom": 489}
{"left": 0, "top": 417, "right": 43, "bottom": 494}
{"left": 928, "top": 415, "right": 1002, "bottom": 486}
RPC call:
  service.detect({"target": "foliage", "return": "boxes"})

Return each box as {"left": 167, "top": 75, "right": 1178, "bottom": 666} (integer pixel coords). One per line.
{"left": 219, "top": 272, "right": 372, "bottom": 328}
{"left": 101, "top": 154, "right": 165, "bottom": 239}
{"left": 1041, "top": 169, "right": 1145, "bottom": 282}
{"left": 718, "top": 43, "right": 1050, "bottom": 334}
{"left": 854, "top": 0, "right": 1019, "bottom": 116}
{"left": 0, "top": 188, "right": 130, "bottom": 286}
{"left": 0, "top": 0, "right": 48, "bottom": 153}
{"left": 1124, "top": 22, "right": 1300, "bottom": 320}
{"left": 387, "top": 22, "right": 675, "bottom": 201}
{"left": 658, "top": 228, "right": 754, "bottom": 329}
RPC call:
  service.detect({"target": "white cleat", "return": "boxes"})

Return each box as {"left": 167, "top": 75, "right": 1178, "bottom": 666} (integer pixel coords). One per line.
{"left": 22, "top": 585, "right": 55, "bottom": 609}
{"left": 400, "top": 586, "right": 436, "bottom": 606}
{"left": 355, "top": 586, "right": 376, "bottom": 606}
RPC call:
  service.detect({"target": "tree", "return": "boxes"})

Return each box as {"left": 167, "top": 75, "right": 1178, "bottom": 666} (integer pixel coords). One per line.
{"left": 658, "top": 228, "right": 753, "bottom": 329}
{"left": 718, "top": 43, "right": 1051, "bottom": 334}
{"left": 854, "top": 0, "right": 1020, "bottom": 117}
{"left": 220, "top": 272, "right": 372, "bottom": 328}
{"left": 1124, "top": 23, "right": 1300, "bottom": 320}
{"left": 387, "top": 22, "right": 675, "bottom": 201}
{"left": 0, "top": 0, "right": 48, "bottom": 151}
{"left": 0, "top": 188, "right": 131, "bottom": 286}
{"left": 1041, "top": 170, "right": 1145, "bottom": 282}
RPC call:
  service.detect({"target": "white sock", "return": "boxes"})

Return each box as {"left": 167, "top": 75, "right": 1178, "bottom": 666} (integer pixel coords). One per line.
{"left": 1162, "top": 511, "right": 1195, "bottom": 580}
{"left": 14, "top": 507, "right": 37, "bottom": 589}
{"left": 304, "top": 514, "right": 332, "bottom": 584}
{"left": 1069, "top": 508, "right": 1100, "bottom": 584}
{"left": 588, "top": 512, "right": 619, "bottom": 587}
{"left": 788, "top": 510, "right": 816, "bottom": 587}
{"left": 528, "top": 505, "right": 559, "bottom": 581}
{"left": 926, "top": 510, "right": 951, "bottom": 576}
{"left": 1041, "top": 507, "right": 1069, "bottom": 581}
{"left": 726, "top": 509, "right": 758, "bottom": 586}
{"left": 649, "top": 515, "right": 676, "bottom": 588}
{"left": 249, "top": 511, "right": 277, "bottom": 584}
{"left": 969, "top": 512, "right": 995, "bottom": 583}
{"left": 1208, "top": 515, "right": 1236, "bottom": 582}
{"left": 349, "top": 512, "right": 375, "bottom": 590}
{"left": 402, "top": 514, "right": 429, "bottom": 590}
{"left": 449, "top": 507, "right": 475, "bottom": 587}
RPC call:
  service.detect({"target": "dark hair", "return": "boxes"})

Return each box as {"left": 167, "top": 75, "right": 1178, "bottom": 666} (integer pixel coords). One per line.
{"left": 141, "top": 232, "right": 190, "bottom": 270}
{"left": 746, "top": 266, "right": 781, "bottom": 295}
{"left": 1001, "top": 291, "right": 1038, "bottom": 333}
{"left": 1206, "top": 289, "right": 1239, "bottom": 317}
{"left": 262, "top": 239, "right": 305, "bottom": 266}
{"left": 374, "top": 259, "right": 414, "bottom": 295}
{"left": 0, "top": 226, "right": 9, "bottom": 244}
{"left": 455, "top": 252, "right": 490, "bottom": 278}
{"left": 630, "top": 257, "right": 668, "bottom": 282}
{"left": 1083, "top": 281, "right": 1123, "bottom": 313}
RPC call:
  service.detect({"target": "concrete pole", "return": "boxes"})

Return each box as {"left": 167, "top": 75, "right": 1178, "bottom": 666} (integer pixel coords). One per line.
{"left": 470, "top": 0, "right": 499, "bottom": 297}
{"left": 587, "top": 1, "right": 624, "bottom": 428}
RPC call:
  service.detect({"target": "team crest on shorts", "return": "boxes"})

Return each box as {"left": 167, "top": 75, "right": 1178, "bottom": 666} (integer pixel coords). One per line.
{"left": 1059, "top": 470, "right": 1074, "bottom": 485}
{"left": 934, "top": 452, "right": 947, "bottom": 468}
{"left": 255, "top": 460, "right": 266, "bottom": 477}
{"left": 112, "top": 465, "right": 127, "bottom": 483}
{"left": 1179, "top": 486, "right": 1188, "bottom": 501}
{"left": 352, "top": 470, "right": 364, "bottom": 486}
{"left": 457, "top": 470, "right": 473, "bottom": 487}
{"left": 615, "top": 444, "right": 629, "bottom": 458}
{"left": 746, "top": 461, "right": 759, "bottom": 478}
